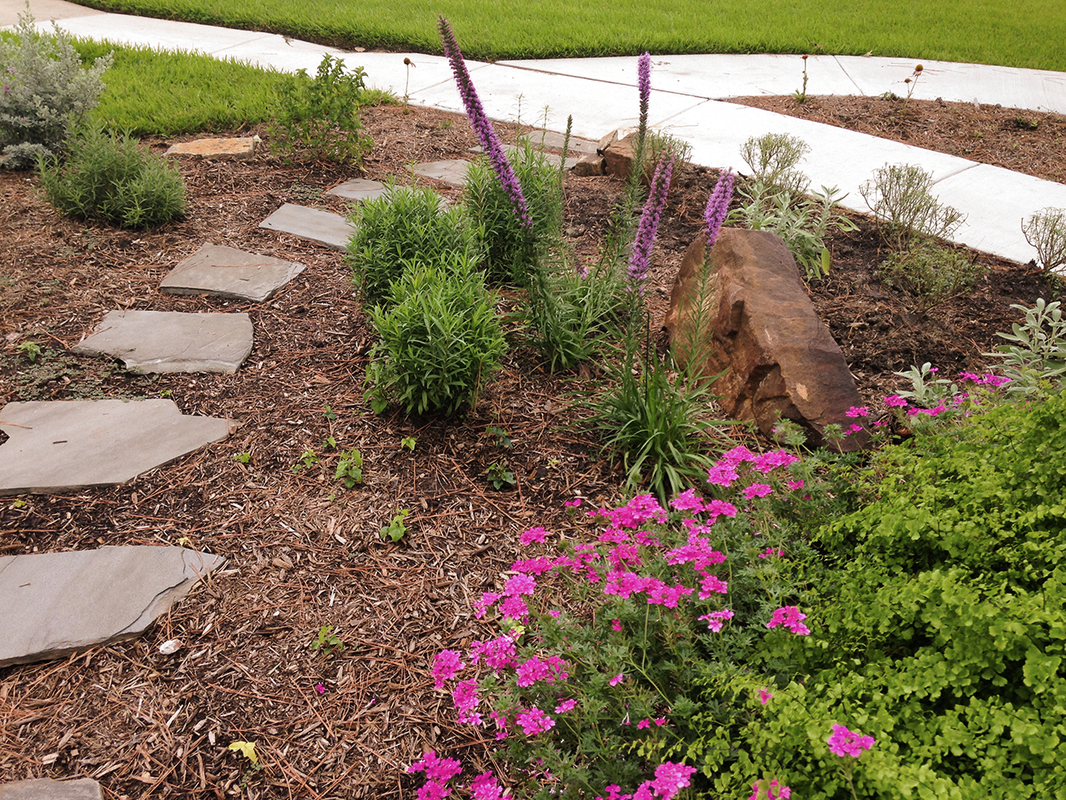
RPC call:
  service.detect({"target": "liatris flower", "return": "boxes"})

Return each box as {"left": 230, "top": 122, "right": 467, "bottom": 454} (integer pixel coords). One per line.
{"left": 704, "top": 168, "right": 734, "bottom": 248}
{"left": 636, "top": 51, "right": 651, "bottom": 155}
{"left": 437, "top": 15, "right": 531, "bottom": 230}
{"left": 627, "top": 154, "right": 673, "bottom": 287}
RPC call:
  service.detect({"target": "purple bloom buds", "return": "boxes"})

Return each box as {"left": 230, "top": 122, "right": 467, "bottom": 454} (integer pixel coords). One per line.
{"left": 703, "top": 169, "right": 734, "bottom": 249}
{"left": 628, "top": 154, "right": 674, "bottom": 287}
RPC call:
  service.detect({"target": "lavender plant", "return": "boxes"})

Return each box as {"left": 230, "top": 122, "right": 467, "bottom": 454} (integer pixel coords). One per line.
{"left": 0, "top": 10, "right": 113, "bottom": 169}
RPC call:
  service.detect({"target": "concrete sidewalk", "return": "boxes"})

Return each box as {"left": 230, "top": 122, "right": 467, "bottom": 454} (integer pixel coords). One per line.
{"left": 7, "top": 0, "right": 1066, "bottom": 265}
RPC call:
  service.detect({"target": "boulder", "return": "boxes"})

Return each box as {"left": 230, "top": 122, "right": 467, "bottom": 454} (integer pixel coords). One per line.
{"left": 665, "top": 228, "right": 868, "bottom": 450}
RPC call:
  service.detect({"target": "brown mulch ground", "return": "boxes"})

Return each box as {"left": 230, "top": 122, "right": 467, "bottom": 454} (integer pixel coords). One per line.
{"left": 0, "top": 96, "right": 1061, "bottom": 799}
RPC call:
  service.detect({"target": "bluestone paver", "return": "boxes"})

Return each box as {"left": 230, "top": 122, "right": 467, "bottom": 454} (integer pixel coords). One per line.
{"left": 326, "top": 178, "right": 388, "bottom": 202}
{"left": 411, "top": 159, "right": 470, "bottom": 187}
{"left": 0, "top": 546, "right": 225, "bottom": 667}
{"left": 0, "top": 399, "right": 230, "bottom": 495}
{"left": 259, "top": 203, "right": 355, "bottom": 251}
{"left": 0, "top": 778, "right": 103, "bottom": 800}
{"left": 72, "top": 310, "right": 253, "bottom": 373}
{"left": 161, "top": 242, "right": 305, "bottom": 302}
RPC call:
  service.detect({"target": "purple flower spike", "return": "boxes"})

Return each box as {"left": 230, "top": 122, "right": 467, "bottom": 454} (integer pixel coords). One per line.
{"left": 438, "top": 16, "right": 532, "bottom": 230}
{"left": 627, "top": 154, "right": 674, "bottom": 287}
{"left": 704, "top": 169, "right": 734, "bottom": 249}
{"left": 637, "top": 52, "right": 651, "bottom": 138}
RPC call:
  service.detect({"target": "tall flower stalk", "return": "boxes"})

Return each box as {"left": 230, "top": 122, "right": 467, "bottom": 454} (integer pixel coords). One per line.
{"left": 634, "top": 51, "right": 651, "bottom": 171}
{"left": 437, "top": 15, "right": 531, "bottom": 230}
{"left": 704, "top": 168, "right": 734, "bottom": 248}
{"left": 628, "top": 153, "right": 673, "bottom": 290}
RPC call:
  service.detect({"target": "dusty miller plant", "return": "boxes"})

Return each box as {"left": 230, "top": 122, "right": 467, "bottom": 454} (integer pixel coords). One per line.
{"left": 985, "top": 299, "right": 1066, "bottom": 395}
{"left": 0, "top": 9, "right": 113, "bottom": 169}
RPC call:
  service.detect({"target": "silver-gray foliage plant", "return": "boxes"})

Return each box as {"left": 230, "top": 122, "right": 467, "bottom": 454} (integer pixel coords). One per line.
{"left": 1021, "top": 208, "right": 1066, "bottom": 275}
{"left": 0, "top": 9, "right": 113, "bottom": 169}
{"left": 859, "top": 163, "right": 965, "bottom": 250}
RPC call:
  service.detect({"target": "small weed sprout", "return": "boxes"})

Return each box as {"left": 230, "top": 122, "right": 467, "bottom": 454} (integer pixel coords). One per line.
{"left": 334, "top": 449, "right": 363, "bottom": 488}
{"left": 16, "top": 341, "right": 41, "bottom": 363}
{"left": 233, "top": 451, "right": 252, "bottom": 465}
{"left": 859, "top": 163, "right": 965, "bottom": 251}
{"left": 380, "top": 509, "right": 410, "bottom": 542}
{"left": 400, "top": 436, "right": 417, "bottom": 451}
{"left": 485, "top": 461, "right": 517, "bottom": 490}
{"left": 0, "top": 10, "right": 113, "bottom": 169}
{"left": 1022, "top": 208, "right": 1066, "bottom": 274}
{"left": 310, "top": 625, "right": 345, "bottom": 657}
{"left": 486, "top": 425, "right": 513, "bottom": 448}
{"left": 740, "top": 133, "right": 810, "bottom": 196}
{"left": 291, "top": 449, "right": 318, "bottom": 473}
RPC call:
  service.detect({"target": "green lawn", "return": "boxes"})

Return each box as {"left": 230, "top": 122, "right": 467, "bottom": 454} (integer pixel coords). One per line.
{"left": 75, "top": 0, "right": 1066, "bottom": 71}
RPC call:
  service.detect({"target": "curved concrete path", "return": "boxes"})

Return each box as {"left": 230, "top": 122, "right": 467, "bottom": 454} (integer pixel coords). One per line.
{"left": 7, "top": 0, "right": 1066, "bottom": 266}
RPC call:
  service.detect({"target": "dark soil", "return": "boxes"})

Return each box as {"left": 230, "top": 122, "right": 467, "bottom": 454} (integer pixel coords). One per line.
{"left": 0, "top": 96, "right": 1061, "bottom": 799}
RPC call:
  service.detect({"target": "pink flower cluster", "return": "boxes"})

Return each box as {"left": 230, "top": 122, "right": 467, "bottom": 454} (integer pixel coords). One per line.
{"left": 827, "top": 723, "right": 875, "bottom": 757}
{"left": 514, "top": 654, "right": 570, "bottom": 687}
{"left": 766, "top": 606, "right": 810, "bottom": 635}
{"left": 596, "top": 762, "right": 698, "bottom": 800}
{"left": 706, "top": 446, "right": 799, "bottom": 495}
{"left": 698, "top": 609, "right": 734, "bottom": 632}
{"left": 408, "top": 752, "right": 506, "bottom": 800}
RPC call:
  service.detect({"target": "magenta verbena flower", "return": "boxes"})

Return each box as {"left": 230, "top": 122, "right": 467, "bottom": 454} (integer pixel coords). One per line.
{"left": 470, "top": 772, "right": 505, "bottom": 800}
{"left": 704, "top": 168, "right": 734, "bottom": 248}
{"left": 408, "top": 750, "right": 463, "bottom": 783}
{"left": 432, "top": 650, "right": 465, "bottom": 689}
{"left": 750, "top": 778, "right": 791, "bottom": 799}
{"left": 698, "top": 608, "right": 734, "bottom": 632}
{"left": 516, "top": 706, "right": 556, "bottom": 736}
{"left": 519, "top": 525, "right": 549, "bottom": 545}
{"left": 452, "top": 679, "right": 481, "bottom": 725}
{"left": 742, "top": 483, "right": 773, "bottom": 499}
{"left": 437, "top": 15, "right": 531, "bottom": 230}
{"left": 766, "top": 605, "right": 811, "bottom": 635}
{"left": 827, "top": 723, "right": 876, "bottom": 757}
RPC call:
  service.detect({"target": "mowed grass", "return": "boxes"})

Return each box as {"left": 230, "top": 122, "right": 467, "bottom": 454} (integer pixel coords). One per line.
{"left": 73, "top": 40, "right": 292, "bottom": 135}
{"left": 77, "top": 0, "right": 1066, "bottom": 71}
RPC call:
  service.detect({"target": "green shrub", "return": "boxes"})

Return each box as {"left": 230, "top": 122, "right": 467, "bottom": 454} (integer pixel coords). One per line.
{"left": 37, "top": 124, "right": 186, "bottom": 228}
{"left": 0, "top": 10, "right": 113, "bottom": 169}
{"left": 740, "top": 132, "right": 810, "bottom": 196}
{"left": 465, "top": 138, "right": 563, "bottom": 286}
{"left": 731, "top": 394, "right": 1066, "bottom": 798}
{"left": 346, "top": 182, "right": 482, "bottom": 305}
{"left": 269, "top": 54, "right": 384, "bottom": 164}
{"left": 878, "top": 239, "right": 985, "bottom": 310}
{"left": 364, "top": 257, "right": 506, "bottom": 416}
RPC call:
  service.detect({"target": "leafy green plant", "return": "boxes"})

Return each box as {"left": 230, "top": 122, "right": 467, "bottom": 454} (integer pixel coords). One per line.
{"left": 364, "top": 258, "right": 506, "bottom": 417}
{"left": 269, "top": 54, "right": 381, "bottom": 164}
{"left": 859, "top": 163, "right": 966, "bottom": 251}
{"left": 16, "top": 341, "right": 41, "bottom": 363}
{"left": 485, "top": 460, "right": 517, "bottom": 490}
{"left": 37, "top": 123, "right": 186, "bottom": 228}
{"left": 878, "top": 239, "right": 985, "bottom": 310}
{"left": 740, "top": 132, "right": 810, "bottom": 196}
{"left": 379, "top": 509, "right": 410, "bottom": 542}
{"left": 0, "top": 10, "right": 113, "bottom": 169}
{"left": 233, "top": 451, "right": 252, "bottom": 464}
{"left": 486, "top": 425, "right": 513, "bottom": 448}
{"left": 291, "top": 449, "right": 318, "bottom": 473}
{"left": 309, "top": 625, "right": 344, "bottom": 657}
{"left": 346, "top": 182, "right": 482, "bottom": 305}
{"left": 400, "top": 435, "right": 417, "bottom": 451}
{"left": 985, "top": 298, "right": 1066, "bottom": 395}
{"left": 1021, "top": 207, "right": 1066, "bottom": 274}
{"left": 334, "top": 448, "right": 364, "bottom": 488}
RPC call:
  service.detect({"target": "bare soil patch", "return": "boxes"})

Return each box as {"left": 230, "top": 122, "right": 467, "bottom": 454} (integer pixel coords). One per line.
{"left": 0, "top": 96, "right": 1061, "bottom": 798}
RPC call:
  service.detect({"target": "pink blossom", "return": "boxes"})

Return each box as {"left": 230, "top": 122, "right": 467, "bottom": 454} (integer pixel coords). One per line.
{"left": 707, "top": 463, "right": 739, "bottom": 487}
{"left": 474, "top": 592, "right": 501, "bottom": 619}
{"left": 416, "top": 781, "right": 452, "bottom": 800}
{"left": 469, "top": 634, "right": 516, "bottom": 670}
{"left": 720, "top": 445, "right": 756, "bottom": 464}
{"left": 743, "top": 483, "right": 773, "bottom": 499}
{"left": 504, "top": 573, "right": 536, "bottom": 596}
{"left": 654, "top": 717, "right": 667, "bottom": 726}
{"left": 766, "top": 606, "right": 811, "bottom": 635}
{"left": 698, "top": 609, "right": 734, "bottom": 632}
{"left": 846, "top": 424, "right": 864, "bottom": 434}
{"left": 609, "top": 673, "right": 625, "bottom": 687}
{"left": 432, "top": 650, "right": 465, "bottom": 689}
{"left": 408, "top": 750, "right": 462, "bottom": 783}
{"left": 827, "top": 723, "right": 875, "bottom": 757}
{"left": 637, "top": 718, "right": 651, "bottom": 730}
{"left": 647, "top": 582, "right": 693, "bottom": 609}
{"left": 750, "top": 778, "right": 791, "bottom": 799}
{"left": 452, "top": 679, "right": 481, "bottom": 725}
{"left": 697, "top": 572, "right": 728, "bottom": 598}
{"left": 846, "top": 406, "right": 869, "bottom": 418}
{"left": 786, "top": 480, "right": 805, "bottom": 491}
{"left": 499, "top": 595, "right": 529, "bottom": 621}
{"left": 611, "top": 619, "right": 622, "bottom": 631}
{"left": 564, "top": 497, "right": 583, "bottom": 508}
{"left": 315, "top": 683, "right": 326, "bottom": 695}
{"left": 510, "top": 556, "right": 554, "bottom": 575}
{"left": 757, "top": 547, "right": 782, "bottom": 559}
{"left": 515, "top": 706, "right": 555, "bottom": 736}
{"left": 669, "top": 489, "right": 706, "bottom": 513}
{"left": 704, "top": 499, "right": 738, "bottom": 520}
{"left": 555, "top": 698, "right": 577, "bottom": 713}
{"left": 883, "top": 394, "right": 908, "bottom": 408}
{"left": 519, "top": 526, "right": 549, "bottom": 546}
{"left": 515, "top": 655, "right": 570, "bottom": 687}
{"left": 469, "top": 772, "right": 504, "bottom": 800}
{"left": 751, "top": 450, "right": 800, "bottom": 474}
{"left": 757, "top": 688, "right": 773, "bottom": 705}
{"left": 652, "top": 762, "right": 697, "bottom": 799}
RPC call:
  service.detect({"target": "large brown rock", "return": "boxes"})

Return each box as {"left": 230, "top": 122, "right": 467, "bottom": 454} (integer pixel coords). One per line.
{"left": 665, "top": 228, "right": 868, "bottom": 450}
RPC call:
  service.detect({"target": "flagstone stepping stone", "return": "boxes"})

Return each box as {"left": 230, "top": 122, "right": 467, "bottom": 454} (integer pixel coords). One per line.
{"left": 0, "top": 546, "right": 225, "bottom": 667}
{"left": 0, "top": 777, "right": 103, "bottom": 800}
{"left": 161, "top": 243, "right": 305, "bottom": 302}
{"left": 73, "top": 310, "right": 253, "bottom": 374}
{"left": 471, "top": 143, "right": 582, "bottom": 171}
{"left": 165, "top": 136, "right": 258, "bottom": 160}
{"left": 258, "top": 203, "right": 355, "bottom": 251}
{"left": 0, "top": 398, "right": 229, "bottom": 495}
{"left": 325, "top": 178, "right": 388, "bottom": 202}
{"left": 411, "top": 159, "right": 470, "bottom": 187}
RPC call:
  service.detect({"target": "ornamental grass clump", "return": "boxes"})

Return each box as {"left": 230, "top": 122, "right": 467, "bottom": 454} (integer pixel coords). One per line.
{"left": 414, "top": 446, "right": 819, "bottom": 800}
{"left": 37, "top": 123, "right": 186, "bottom": 228}
{"left": 0, "top": 10, "right": 113, "bottom": 169}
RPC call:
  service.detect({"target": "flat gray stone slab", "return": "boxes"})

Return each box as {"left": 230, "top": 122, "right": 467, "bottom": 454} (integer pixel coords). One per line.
{"left": 0, "top": 778, "right": 102, "bottom": 800}
{"left": 0, "top": 546, "right": 225, "bottom": 667}
{"left": 258, "top": 203, "right": 355, "bottom": 251}
{"left": 326, "top": 178, "right": 387, "bottom": 202}
{"left": 73, "top": 310, "right": 253, "bottom": 373}
{"left": 0, "top": 399, "right": 230, "bottom": 495}
{"left": 165, "top": 137, "right": 257, "bottom": 160}
{"left": 161, "top": 242, "right": 305, "bottom": 302}
{"left": 411, "top": 159, "right": 470, "bottom": 187}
